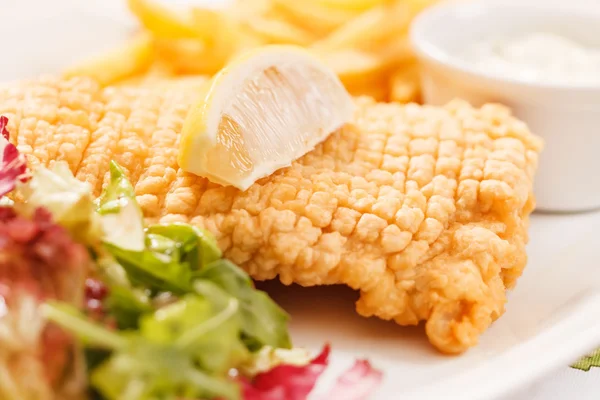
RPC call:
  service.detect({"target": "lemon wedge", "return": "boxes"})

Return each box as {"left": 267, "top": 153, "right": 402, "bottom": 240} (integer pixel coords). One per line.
{"left": 178, "top": 45, "right": 354, "bottom": 191}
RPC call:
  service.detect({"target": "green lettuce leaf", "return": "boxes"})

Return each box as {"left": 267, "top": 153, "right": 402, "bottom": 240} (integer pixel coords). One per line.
{"left": 96, "top": 161, "right": 145, "bottom": 252}
{"left": 78, "top": 160, "right": 292, "bottom": 399}
{"left": 94, "top": 256, "right": 153, "bottom": 330}
{"left": 91, "top": 339, "right": 240, "bottom": 400}
{"left": 140, "top": 286, "right": 248, "bottom": 373}
{"left": 94, "top": 290, "right": 245, "bottom": 400}
{"left": 146, "top": 223, "right": 222, "bottom": 268}
{"left": 106, "top": 285, "right": 153, "bottom": 330}
{"left": 195, "top": 259, "right": 291, "bottom": 350}
{"left": 103, "top": 223, "right": 222, "bottom": 296}
{"left": 29, "top": 158, "right": 295, "bottom": 400}
{"left": 42, "top": 302, "right": 127, "bottom": 350}
{"left": 104, "top": 242, "right": 193, "bottom": 293}
{"left": 47, "top": 295, "right": 243, "bottom": 400}
{"left": 17, "top": 161, "right": 102, "bottom": 243}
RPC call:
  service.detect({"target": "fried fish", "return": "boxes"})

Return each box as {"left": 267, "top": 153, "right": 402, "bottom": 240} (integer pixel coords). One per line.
{"left": 0, "top": 76, "right": 542, "bottom": 353}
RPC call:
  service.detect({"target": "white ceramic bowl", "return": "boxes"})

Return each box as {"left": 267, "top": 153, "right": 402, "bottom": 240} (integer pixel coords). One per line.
{"left": 410, "top": 0, "right": 600, "bottom": 212}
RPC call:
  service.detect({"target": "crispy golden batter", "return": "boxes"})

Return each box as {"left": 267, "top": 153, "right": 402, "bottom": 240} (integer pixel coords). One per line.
{"left": 0, "top": 77, "right": 542, "bottom": 353}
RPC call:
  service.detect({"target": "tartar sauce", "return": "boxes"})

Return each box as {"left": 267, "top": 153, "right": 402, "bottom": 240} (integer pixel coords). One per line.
{"left": 466, "top": 32, "right": 600, "bottom": 85}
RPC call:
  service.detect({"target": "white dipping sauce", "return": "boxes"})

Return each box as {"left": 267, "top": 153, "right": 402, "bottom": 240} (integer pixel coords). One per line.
{"left": 466, "top": 32, "right": 600, "bottom": 85}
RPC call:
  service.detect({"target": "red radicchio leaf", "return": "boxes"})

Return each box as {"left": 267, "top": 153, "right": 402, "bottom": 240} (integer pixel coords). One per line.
{"left": 0, "top": 206, "right": 90, "bottom": 304}
{"left": 241, "top": 345, "right": 331, "bottom": 400}
{"left": 316, "top": 359, "right": 383, "bottom": 400}
{"left": 84, "top": 277, "right": 109, "bottom": 320}
{"left": 0, "top": 206, "right": 91, "bottom": 390}
{"left": 0, "top": 116, "right": 9, "bottom": 140}
{"left": 0, "top": 116, "right": 28, "bottom": 197}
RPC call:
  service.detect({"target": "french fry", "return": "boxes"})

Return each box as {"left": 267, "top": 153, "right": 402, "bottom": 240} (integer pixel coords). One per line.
{"left": 230, "top": 0, "right": 273, "bottom": 18}
{"left": 127, "top": 0, "right": 198, "bottom": 38}
{"left": 242, "top": 16, "right": 315, "bottom": 46}
{"left": 153, "top": 38, "right": 225, "bottom": 75}
{"left": 389, "top": 63, "right": 421, "bottom": 103}
{"left": 63, "top": 33, "right": 154, "bottom": 86}
{"left": 65, "top": 0, "right": 441, "bottom": 104}
{"left": 229, "top": 27, "right": 267, "bottom": 59}
{"left": 192, "top": 9, "right": 240, "bottom": 65}
{"left": 373, "top": 37, "right": 415, "bottom": 66}
{"left": 348, "top": 81, "right": 389, "bottom": 101}
{"left": 407, "top": 0, "right": 441, "bottom": 14}
{"left": 271, "top": 0, "right": 361, "bottom": 35}
{"left": 125, "top": 75, "right": 210, "bottom": 90}
{"left": 192, "top": 8, "right": 231, "bottom": 44}
{"left": 319, "top": 48, "right": 396, "bottom": 88}
{"left": 144, "top": 59, "right": 176, "bottom": 78}
{"left": 308, "top": 0, "right": 391, "bottom": 11}
{"left": 113, "top": 59, "right": 177, "bottom": 87}
{"left": 344, "top": 68, "right": 391, "bottom": 99}
{"left": 311, "top": 1, "right": 411, "bottom": 51}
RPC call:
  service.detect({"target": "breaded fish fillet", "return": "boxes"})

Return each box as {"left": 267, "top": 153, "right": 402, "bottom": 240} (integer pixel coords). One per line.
{"left": 0, "top": 77, "right": 542, "bottom": 353}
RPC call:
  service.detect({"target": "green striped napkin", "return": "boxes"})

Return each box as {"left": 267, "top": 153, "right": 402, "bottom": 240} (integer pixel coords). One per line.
{"left": 573, "top": 350, "right": 600, "bottom": 371}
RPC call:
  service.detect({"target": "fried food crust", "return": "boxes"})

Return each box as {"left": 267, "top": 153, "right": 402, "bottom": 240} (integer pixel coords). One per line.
{"left": 0, "top": 77, "right": 542, "bottom": 353}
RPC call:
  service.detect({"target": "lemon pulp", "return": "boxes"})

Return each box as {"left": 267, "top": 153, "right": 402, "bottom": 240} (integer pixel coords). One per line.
{"left": 179, "top": 45, "right": 354, "bottom": 190}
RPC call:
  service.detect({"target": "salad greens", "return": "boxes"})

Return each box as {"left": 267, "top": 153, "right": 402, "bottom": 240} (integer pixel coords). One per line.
{"left": 96, "top": 161, "right": 146, "bottom": 251}
{"left": 195, "top": 260, "right": 292, "bottom": 350}
{"left": 17, "top": 161, "right": 100, "bottom": 243}
{"left": 33, "top": 160, "right": 290, "bottom": 400}
{"left": 146, "top": 223, "right": 222, "bottom": 267}
{"left": 44, "top": 300, "right": 241, "bottom": 400}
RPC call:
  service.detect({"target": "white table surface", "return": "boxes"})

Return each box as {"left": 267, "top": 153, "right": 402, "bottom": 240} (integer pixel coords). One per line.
{"left": 3, "top": 0, "right": 600, "bottom": 399}
{"left": 501, "top": 210, "right": 600, "bottom": 400}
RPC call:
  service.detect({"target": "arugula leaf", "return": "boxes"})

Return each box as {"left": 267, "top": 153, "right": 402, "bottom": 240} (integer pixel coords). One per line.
{"left": 100, "top": 211, "right": 224, "bottom": 295}
{"left": 93, "top": 290, "right": 247, "bottom": 400}
{"left": 42, "top": 302, "right": 127, "bottom": 350}
{"left": 195, "top": 259, "right": 292, "bottom": 350}
{"left": 91, "top": 339, "right": 240, "bottom": 400}
{"left": 48, "top": 295, "right": 244, "bottom": 400}
{"left": 191, "top": 281, "right": 251, "bottom": 371}
{"left": 96, "top": 161, "right": 145, "bottom": 252}
{"left": 93, "top": 256, "right": 153, "bottom": 330}
{"left": 147, "top": 223, "right": 222, "bottom": 268}
{"left": 104, "top": 242, "right": 193, "bottom": 293}
{"left": 81, "top": 160, "right": 295, "bottom": 399}
{"left": 103, "top": 223, "right": 222, "bottom": 296}
{"left": 106, "top": 285, "right": 153, "bottom": 330}
{"left": 141, "top": 288, "right": 248, "bottom": 374}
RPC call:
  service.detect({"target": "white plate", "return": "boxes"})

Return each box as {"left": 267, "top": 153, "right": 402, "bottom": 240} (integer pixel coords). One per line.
{"left": 270, "top": 211, "right": 600, "bottom": 400}
{"left": 3, "top": 1, "right": 600, "bottom": 399}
